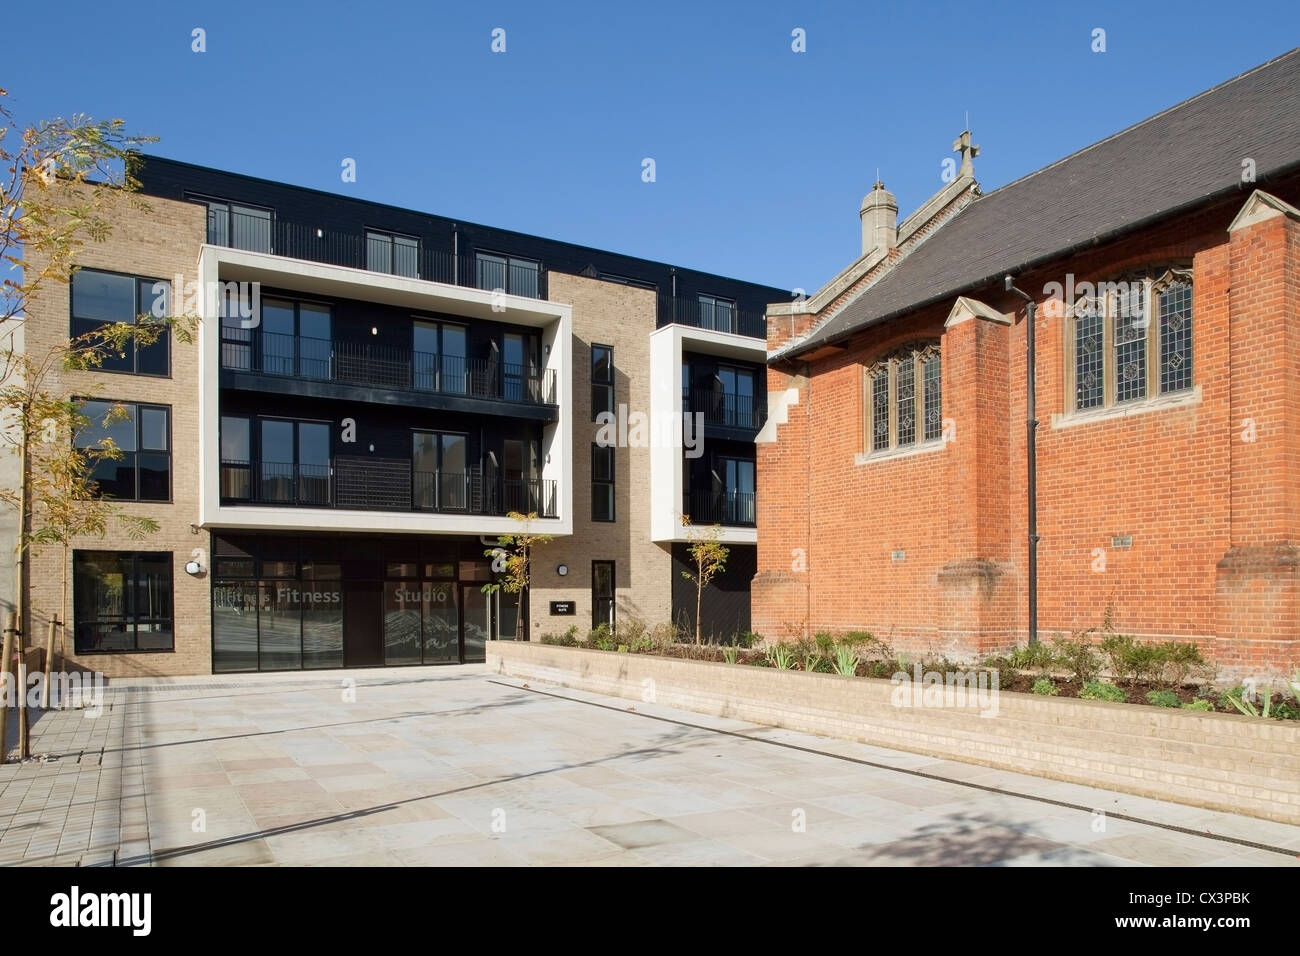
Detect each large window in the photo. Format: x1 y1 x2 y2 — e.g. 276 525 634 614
713 365 758 427
258 419 331 506
698 294 736 333
70 268 170 376
73 551 174 653
591 443 615 522
75 400 170 501
591 344 615 420
413 320 468 393
238 298 331 379
367 230 419 278
863 343 942 454
1068 269 1194 412
201 199 273 253
413 431 469 511
475 252 540 298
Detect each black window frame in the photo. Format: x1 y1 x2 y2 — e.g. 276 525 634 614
591 443 615 522
697 293 737 333
190 194 274 253
366 229 421 278
69 267 172 378
474 250 541 298
591 343 615 421
73 550 175 654
73 398 172 503
592 560 616 632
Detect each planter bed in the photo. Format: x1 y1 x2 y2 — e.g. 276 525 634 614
488 641 1300 826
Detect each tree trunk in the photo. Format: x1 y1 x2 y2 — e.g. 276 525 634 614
695 576 703 646
15 424 29 758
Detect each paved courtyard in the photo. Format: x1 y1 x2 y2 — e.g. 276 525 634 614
1 665 1298 866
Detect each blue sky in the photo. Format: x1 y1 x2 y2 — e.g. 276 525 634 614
7 1 1299 293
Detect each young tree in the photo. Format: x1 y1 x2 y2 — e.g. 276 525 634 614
482 511 553 641
679 516 728 645
1 90 188 757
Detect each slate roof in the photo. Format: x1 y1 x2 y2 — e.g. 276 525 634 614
784 47 1300 357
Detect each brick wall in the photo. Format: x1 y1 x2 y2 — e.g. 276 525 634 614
22 185 208 677
755 187 1300 679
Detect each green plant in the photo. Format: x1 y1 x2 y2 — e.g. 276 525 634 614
981 655 1017 687
832 644 859 677
1008 642 1056 675
1051 633 1102 683
679 517 729 645
1182 699 1213 712
1156 641 1205 688
722 646 739 665
1127 642 1165 686
587 623 616 651
616 645 629 654
801 652 822 673
865 660 894 678
1080 680 1126 702
1146 689 1180 708
1100 634 1137 683
765 642 795 670
1272 700 1300 721
1224 686 1271 719
728 630 762 649
628 636 655 654
1031 677 1057 696
814 632 836 657
482 512 553 640
617 619 647 646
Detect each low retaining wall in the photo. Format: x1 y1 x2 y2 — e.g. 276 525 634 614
488 642 1300 826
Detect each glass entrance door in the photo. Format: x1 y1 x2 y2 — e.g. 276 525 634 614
462 585 489 663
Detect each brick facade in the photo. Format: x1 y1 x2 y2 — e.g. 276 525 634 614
754 181 1300 679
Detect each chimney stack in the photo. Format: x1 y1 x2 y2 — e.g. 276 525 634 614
860 180 898 258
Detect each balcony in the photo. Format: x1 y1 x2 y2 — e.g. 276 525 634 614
221 457 559 518
683 488 756 527
222 332 557 407
657 295 766 339
215 212 547 298
682 388 767 431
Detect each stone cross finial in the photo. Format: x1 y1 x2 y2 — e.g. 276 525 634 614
952 130 979 178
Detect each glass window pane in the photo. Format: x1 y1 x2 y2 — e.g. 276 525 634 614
441 325 467 394
1114 284 1147 403
74 551 130 652
206 201 230 246
258 580 301 670
384 580 423 665
1159 280 1193 394
394 236 419 278
74 401 113 448
1074 311 1104 410
923 355 942 441
476 253 507 291
895 357 916 446
90 453 136 500
213 580 258 672
422 581 458 662
140 407 168 451
72 270 135 322
871 371 889 451
231 204 272 253
366 232 393 273
302 581 343 669
138 452 170 501
440 435 467 510
592 345 612 383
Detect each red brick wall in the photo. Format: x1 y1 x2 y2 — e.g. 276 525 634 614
754 185 1300 678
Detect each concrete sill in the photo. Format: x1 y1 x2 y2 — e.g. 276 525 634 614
1051 385 1202 430
854 439 948 467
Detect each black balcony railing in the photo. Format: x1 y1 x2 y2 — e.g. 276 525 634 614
222 331 557 405
216 217 547 298
657 294 766 339
684 488 756 527
221 457 559 518
682 387 767 429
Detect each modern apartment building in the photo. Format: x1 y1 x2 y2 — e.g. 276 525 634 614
22 157 783 676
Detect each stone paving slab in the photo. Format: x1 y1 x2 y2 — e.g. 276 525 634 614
1 665 1298 866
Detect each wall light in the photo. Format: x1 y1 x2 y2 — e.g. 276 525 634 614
371 326 378 335
556 564 568 576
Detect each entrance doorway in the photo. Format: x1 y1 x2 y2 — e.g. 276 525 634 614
344 582 383 667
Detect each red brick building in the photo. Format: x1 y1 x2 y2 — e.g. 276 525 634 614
754 50 1300 678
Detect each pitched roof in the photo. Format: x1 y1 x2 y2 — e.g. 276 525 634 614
784 47 1300 357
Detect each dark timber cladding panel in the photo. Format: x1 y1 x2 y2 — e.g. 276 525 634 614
671 543 755 641
134 156 787 309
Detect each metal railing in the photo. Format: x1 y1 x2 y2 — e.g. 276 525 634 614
657 294 766 339
220 458 559 518
214 216 545 298
683 488 756 527
682 387 767 429
221 331 557 405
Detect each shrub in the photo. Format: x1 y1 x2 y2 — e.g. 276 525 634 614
1100 634 1137 683
981 655 1018 688
722 646 739 665
765 642 795 670
1080 680 1126 702
1182 699 1213 712
649 622 681 648
628 636 656 654
587 623 616 651
1224 687 1270 719
1008 642 1056 675
540 627 578 647
1127 642 1164 685
1031 677 1057 696
1146 689 1180 708
1157 641 1204 688
814 632 836 656
801 652 823 673
1051 633 1102 683
617 619 647 646
729 630 762 649
616 645 629 654
832 644 859 677
845 631 890 659
1272 700 1300 721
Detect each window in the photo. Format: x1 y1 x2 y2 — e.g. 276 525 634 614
230 298 331 379
412 320 468 393
591 443 615 521
75 400 170 501
715 457 756 525
73 551 174 653
713 365 758 427
366 230 419 278
1068 269 1194 412
591 344 615 420
599 273 657 291
592 561 615 631
200 199 273 253
413 431 469 511
863 343 941 454
475 252 541 298
698 294 736 333
70 268 170 376
255 419 331 506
